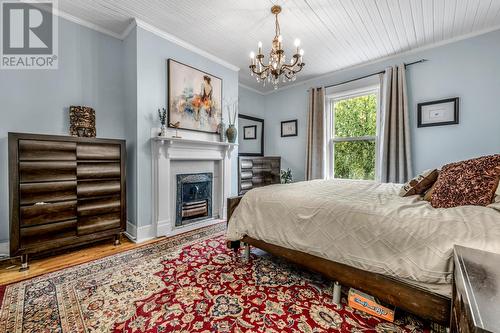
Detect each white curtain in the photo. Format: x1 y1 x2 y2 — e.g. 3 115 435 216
378 65 413 183
305 87 326 180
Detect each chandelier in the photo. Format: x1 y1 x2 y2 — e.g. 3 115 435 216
249 5 305 89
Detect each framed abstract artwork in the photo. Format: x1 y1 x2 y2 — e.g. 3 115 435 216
281 119 298 137
417 97 459 128
167 59 223 133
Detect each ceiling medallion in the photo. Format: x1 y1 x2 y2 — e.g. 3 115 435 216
249 5 305 89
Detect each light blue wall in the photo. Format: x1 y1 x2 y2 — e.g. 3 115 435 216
0 18 126 243
261 29 500 182
135 27 239 227
239 86 265 118
123 27 138 228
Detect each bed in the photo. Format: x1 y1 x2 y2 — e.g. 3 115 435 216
225 179 500 325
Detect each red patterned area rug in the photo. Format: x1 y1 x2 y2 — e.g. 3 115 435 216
0 223 435 332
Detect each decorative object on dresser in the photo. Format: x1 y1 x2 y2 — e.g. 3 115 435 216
69 106 96 137
281 119 298 137
451 245 500 332
417 97 459 127
238 114 264 156
8 133 126 271
238 156 280 195
167 59 222 134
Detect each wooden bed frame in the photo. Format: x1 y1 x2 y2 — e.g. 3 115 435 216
227 195 451 326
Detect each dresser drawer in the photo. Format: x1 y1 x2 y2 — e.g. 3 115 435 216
240 171 253 179
77 162 121 179
77 143 120 160
77 213 121 235
19 140 76 161
19 161 77 183
77 180 121 198
20 181 77 205
240 181 253 190
21 219 77 241
20 201 77 227
78 196 121 217
240 160 253 169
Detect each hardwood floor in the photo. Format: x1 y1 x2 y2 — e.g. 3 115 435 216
0 235 165 285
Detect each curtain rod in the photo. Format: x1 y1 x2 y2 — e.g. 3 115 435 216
322 59 428 90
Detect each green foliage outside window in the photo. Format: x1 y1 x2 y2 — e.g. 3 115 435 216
333 94 377 180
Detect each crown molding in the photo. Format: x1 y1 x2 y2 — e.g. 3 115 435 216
134 19 240 72
53 8 123 40
50 10 239 73
120 19 137 40
258 24 500 96
238 83 266 95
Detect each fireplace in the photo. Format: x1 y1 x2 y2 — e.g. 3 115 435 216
176 173 213 226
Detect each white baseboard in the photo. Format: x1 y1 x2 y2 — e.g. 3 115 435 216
135 224 156 243
0 241 9 257
157 219 171 236
123 221 156 244
126 220 137 237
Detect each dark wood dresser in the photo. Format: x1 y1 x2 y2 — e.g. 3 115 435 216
8 133 126 270
238 156 281 195
451 245 500 332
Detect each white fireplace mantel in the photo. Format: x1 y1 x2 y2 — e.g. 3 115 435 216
151 136 237 238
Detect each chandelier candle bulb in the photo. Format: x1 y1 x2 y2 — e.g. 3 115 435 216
294 38 301 53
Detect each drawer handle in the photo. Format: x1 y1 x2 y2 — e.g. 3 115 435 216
34 202 48 206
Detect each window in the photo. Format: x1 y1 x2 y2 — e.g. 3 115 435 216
327 85 379 180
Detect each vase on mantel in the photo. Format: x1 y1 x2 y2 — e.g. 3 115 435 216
226 124 237 143
218 122 226 142
160 124 168 137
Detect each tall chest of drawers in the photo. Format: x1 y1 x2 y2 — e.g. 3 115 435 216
8 133 126 270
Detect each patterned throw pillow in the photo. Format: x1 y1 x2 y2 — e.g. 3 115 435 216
423 182 437 202
399 169 439 197
431 154 500 208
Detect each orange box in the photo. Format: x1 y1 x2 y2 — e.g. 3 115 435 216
348 288 395 322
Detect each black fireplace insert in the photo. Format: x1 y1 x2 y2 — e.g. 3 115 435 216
176 173 213 226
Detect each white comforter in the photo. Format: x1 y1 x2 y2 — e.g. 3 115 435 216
226 179 500 285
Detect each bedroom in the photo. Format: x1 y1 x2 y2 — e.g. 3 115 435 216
0 1 499 332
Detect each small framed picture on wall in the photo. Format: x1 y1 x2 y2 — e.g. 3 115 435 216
243 125 257 140
417 97 459 127
281 119 298 137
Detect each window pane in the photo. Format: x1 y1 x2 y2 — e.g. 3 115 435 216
334 140 375 180
334 94 377 138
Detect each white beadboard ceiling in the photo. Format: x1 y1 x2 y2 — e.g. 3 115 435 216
57 0 500 93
